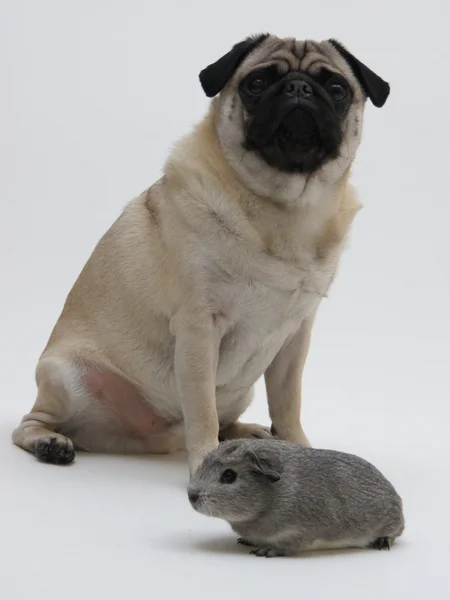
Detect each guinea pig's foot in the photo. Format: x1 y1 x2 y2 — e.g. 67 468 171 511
250 547 284 558
370 536 391 551
237 538 255 547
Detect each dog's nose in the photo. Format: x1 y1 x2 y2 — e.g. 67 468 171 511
188 491 199 504
285 80 313 99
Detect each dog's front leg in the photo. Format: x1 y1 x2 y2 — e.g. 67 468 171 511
173 310 220 476
264 312 317 447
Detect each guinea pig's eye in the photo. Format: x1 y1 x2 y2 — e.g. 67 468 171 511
246 76 268 96
327 82 348 102
219 469 237 484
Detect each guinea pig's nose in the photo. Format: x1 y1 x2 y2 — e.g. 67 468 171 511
188 491 199 504
285 80 313 99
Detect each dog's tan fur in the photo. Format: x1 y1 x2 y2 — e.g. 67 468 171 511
13 37 365 473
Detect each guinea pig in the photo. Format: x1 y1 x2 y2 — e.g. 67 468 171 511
188 438 404 557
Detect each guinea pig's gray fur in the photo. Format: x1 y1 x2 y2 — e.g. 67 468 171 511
188 438 404 557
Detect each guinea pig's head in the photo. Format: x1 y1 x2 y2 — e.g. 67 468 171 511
187 439 282 523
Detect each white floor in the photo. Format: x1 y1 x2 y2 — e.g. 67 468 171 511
2 1 450 599
2 379 450 600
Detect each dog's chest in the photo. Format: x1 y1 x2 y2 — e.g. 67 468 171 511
213 248 336 388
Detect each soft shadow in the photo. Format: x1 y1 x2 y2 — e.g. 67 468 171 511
75 449 190 489
162 533 245 556
170 532 381 560
74 447 187 464
190 535 246 555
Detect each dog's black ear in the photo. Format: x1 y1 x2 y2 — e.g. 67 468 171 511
199 34 269 98
248 449 281 483
329 39 390 108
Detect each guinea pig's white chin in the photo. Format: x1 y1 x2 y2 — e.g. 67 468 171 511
194 499 217 518
199 500 234 521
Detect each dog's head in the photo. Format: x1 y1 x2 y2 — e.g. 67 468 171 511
199 35 389 199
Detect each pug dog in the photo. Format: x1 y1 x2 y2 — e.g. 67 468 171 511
12 35 389 475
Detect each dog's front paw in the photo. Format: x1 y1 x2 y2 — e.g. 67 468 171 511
188 456 205 480
269 424 310 447
219 422 272 442
188 442 219 479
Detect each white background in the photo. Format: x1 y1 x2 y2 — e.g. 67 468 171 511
1 1 449 598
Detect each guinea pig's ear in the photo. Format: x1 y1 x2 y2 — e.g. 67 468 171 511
248 450 281 483
199 34 269 98
328 39 390 107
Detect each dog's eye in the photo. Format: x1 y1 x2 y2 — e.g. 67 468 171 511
247 77 268 95
220 469 237 484
328 82 347 102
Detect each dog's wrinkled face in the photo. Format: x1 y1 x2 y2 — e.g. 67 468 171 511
199 35 389 196
238 61 352 173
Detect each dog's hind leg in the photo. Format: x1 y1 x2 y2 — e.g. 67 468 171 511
12 357 80 465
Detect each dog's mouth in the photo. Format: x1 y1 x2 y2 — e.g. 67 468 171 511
245 103 324 156
244 101 341 173
276 109 321 154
